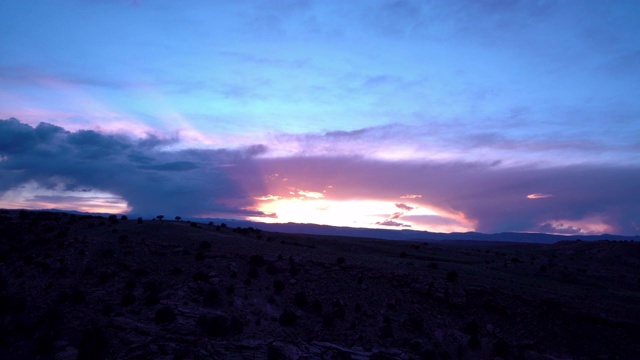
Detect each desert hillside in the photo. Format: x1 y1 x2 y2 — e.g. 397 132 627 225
1 210 639 359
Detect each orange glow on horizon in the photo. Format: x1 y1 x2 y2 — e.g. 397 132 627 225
248 196 476 233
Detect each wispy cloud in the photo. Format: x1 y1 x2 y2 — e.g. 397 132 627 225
527 193 553 199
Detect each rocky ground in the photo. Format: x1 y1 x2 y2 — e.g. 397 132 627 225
1 209 639 359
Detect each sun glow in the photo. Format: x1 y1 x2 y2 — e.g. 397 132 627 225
249 195 475 233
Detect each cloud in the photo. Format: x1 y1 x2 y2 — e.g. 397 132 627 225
376 220 411 228
139 161 199 172
375 203 415 227
400 194 422 199
255 195 282 201
0 118 266 217
267 122 640 166
527 193 553 199
254 156 640 235
395 203 414 211
3 118 639 235
297 190 324 199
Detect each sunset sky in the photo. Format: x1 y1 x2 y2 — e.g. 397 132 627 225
1 0 639 235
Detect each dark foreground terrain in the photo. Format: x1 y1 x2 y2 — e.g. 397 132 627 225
1 210 639 359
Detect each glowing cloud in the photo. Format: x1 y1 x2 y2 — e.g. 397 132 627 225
255 195 282 201
538 216 614 235
297 190 325 199
527 193 553 199
400 194 422 199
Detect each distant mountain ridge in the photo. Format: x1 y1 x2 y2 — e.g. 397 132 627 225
210 220 639 244
8 208 639 244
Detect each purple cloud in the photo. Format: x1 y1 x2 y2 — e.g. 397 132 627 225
253 156 640 235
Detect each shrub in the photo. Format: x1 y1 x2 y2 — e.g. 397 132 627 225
143 291 161 307
463 319 480 336
492 339 510 357
123 278 138 290
198 315 229 337
331 299 346 319
279 310 297 326
203 288 223 308
249 255 266 267
70 288 86 305
155 306 176 324
226 284 235 295
378 323 394 339
120 215 128 221
293 291 308 308
322 313 335 328
446 270 459 282
289 264 299 276
312 299 323 315
402 314 424 332
77 327 109 360
121 292 136 307
118 234 129 244
137 217 143 224
230 316 244 334
266 263 278 275
468 335 481 350
273 279 285 294
192 270 209 282
354 303 362 314
100 303 113 317
267 345 285 360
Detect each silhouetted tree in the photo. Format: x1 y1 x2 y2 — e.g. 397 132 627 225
156 215 164 221
175 216 182 221
120 215 128 221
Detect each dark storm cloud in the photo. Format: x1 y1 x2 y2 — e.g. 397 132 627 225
255 157 640 235
0 118 266 216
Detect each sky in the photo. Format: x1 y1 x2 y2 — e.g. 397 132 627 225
1 0 640 235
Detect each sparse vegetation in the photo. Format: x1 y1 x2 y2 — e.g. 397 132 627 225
279 310 297 326
155 306 176 324
446 270 458 282
1 209 638 359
